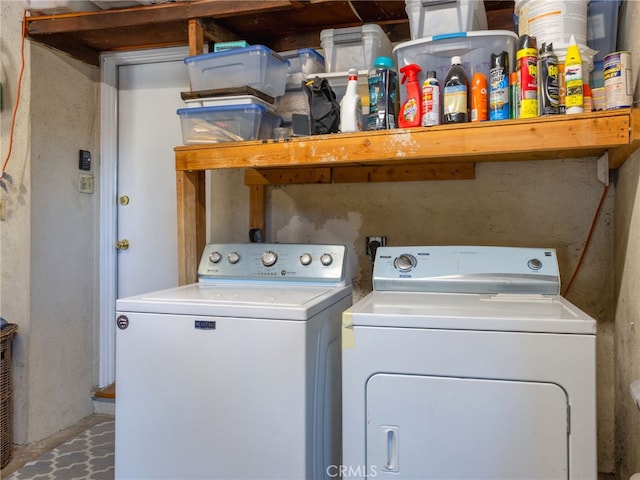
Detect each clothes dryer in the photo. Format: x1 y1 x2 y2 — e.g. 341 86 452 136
341 246 597 480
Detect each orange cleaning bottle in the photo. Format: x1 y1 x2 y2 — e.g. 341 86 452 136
399 63 422 128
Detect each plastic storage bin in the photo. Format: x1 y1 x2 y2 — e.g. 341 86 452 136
91 0 155 8
22 0 99 14
320 24 393 72
184 45 290 98
405 0 488 40
393 30 518 105
587 0 621 87
279 48 325 91
306 70 370 127
308 70 370 111
275 89 310 124
177 104 281 144
183 95 275 110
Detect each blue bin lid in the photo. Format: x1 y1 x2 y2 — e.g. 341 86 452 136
184 44 289 66
282 48 325 63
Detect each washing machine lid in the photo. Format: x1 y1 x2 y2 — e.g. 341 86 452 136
117 282 352 320
346 290 596 334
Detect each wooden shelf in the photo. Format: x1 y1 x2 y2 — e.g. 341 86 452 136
175 108 640 171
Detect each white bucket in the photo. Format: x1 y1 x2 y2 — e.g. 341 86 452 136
515 0 588 47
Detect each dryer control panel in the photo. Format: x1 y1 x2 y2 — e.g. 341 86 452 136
373 246 560 294
197 243 350 285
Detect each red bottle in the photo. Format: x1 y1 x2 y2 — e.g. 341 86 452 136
399 64 422 128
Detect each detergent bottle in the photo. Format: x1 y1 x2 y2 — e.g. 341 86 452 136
398 63 422 128
367 56 397 130
339 68 363 132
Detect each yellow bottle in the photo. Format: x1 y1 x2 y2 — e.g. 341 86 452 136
565 35 583 115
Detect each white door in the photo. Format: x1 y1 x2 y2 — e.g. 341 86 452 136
366 374 569 479
116 60 190 298
99 47 193 387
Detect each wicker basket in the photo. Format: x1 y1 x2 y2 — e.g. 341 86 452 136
1 324 18 469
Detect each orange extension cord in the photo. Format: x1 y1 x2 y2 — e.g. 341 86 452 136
563 183 610 296
1 10 27 182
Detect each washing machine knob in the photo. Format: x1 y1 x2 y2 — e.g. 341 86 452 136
208 251 222 264
262 251 278 267
527 258 543 270
320 253 333 266
300 253 312 266
228 252 240 264
394 254 417 271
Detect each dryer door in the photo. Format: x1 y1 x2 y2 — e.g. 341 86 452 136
366 374 568 479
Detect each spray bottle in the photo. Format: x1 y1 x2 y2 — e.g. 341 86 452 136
471 72 488 122
398 64 422 128
565 34 584 114
422 70 440 126
517 34 538 118
538 42 560 115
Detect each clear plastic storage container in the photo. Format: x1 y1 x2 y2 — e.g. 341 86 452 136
22 0 99 14
183 95 275 110
308 70 370 112
184 45 290 98
91 0 155 9
177 104 281 144
320 24 393 73
279 48 325 91
405 0 488 40
393 31 518 105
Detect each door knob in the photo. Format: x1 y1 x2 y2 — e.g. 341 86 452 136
119 195 130 205
116 239 130 250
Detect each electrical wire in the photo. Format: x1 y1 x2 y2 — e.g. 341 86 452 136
563 183 610 296
1 10 27 181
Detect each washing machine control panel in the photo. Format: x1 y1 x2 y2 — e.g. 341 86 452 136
197 243 350 284
374 246 560 295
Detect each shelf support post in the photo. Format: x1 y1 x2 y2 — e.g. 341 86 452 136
597 153 610 186
248 184 267 240
177 170 206 285
188 18 204 56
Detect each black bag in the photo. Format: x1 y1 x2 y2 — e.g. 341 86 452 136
304 76 340 134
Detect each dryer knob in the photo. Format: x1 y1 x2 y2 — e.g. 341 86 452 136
228 252 240 264
394 254 416 272
300 253 312 266
527 258 543 270
209 251 222 264
320 253 333 266
262 251 278 267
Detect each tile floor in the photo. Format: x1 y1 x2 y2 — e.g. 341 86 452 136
1 414 114 479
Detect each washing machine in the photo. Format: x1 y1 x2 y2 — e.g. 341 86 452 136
341 245 597 480
115 243 352 480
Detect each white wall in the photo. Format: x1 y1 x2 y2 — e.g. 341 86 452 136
614 2 640 477
0 2 100 443
209 157 617 472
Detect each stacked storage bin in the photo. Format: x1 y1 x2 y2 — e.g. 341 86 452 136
314 23 395 127
275 48 326 133
394 0 517 121
177 45 288 144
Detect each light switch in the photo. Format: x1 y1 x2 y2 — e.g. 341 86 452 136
79 173 94 194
